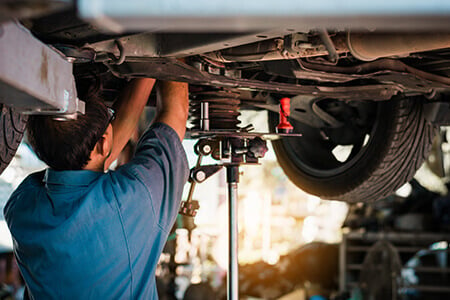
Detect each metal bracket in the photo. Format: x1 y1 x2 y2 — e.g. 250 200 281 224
190 164 223 183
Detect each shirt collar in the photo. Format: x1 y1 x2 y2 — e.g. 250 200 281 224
44 168 103 186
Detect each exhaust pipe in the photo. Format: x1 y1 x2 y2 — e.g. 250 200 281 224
346 32 450 61
204 31 450 63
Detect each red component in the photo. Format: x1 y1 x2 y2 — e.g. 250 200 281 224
276 97 294 134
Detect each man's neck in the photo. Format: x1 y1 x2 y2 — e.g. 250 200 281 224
83 159 105 172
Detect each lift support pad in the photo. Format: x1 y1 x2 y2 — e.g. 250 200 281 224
0 22 83 117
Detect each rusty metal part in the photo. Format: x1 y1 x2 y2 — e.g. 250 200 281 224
89 31 297 59
203 31 450 65
262 57 450 95
190 90 241 130
107 58 402 101
202 33 348 63
347 32 450 61
317 29 338 63
298 58 450 86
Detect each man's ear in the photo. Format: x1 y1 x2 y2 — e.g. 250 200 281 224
102 124 113 157
94 136 106 156
96 128 112 157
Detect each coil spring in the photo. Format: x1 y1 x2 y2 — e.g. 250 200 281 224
189 90 241 130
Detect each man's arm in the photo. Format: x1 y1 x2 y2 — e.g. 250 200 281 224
112 80 190 230
153 81 189 141
105 78 156 168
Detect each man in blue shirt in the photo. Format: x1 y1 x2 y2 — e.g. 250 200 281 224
4 79 189 299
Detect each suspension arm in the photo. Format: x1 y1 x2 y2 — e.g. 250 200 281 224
106 58 402 101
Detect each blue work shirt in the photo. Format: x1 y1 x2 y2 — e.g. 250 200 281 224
4 123 189 299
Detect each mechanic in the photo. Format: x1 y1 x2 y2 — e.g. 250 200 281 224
3 78 189 299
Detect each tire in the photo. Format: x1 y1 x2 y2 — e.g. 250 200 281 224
0 104 28 174
269 96 436 202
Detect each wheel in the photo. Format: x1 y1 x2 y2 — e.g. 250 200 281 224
0 104 28 174
268 96 436 202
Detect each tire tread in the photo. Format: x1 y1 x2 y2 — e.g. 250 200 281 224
270 96 437 202
0 104 28 174
339 97 436 202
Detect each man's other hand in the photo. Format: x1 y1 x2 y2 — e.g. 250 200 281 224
154 81 189 141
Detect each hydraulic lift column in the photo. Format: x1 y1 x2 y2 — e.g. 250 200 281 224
227 165 239 300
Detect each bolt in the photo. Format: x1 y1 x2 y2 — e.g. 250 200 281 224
202 145 212 154
195 171 206 182
192 61 203 71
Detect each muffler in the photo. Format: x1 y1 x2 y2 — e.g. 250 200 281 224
347 32 450 61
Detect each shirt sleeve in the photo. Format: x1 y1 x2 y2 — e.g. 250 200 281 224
112 122 189 231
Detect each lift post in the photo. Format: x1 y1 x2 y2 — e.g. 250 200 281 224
226 165 239 300
180 92 300 299
179 136 269 299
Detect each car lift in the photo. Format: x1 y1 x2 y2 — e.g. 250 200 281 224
179 98 298 299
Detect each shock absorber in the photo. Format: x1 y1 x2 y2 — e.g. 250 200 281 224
189 89 241 131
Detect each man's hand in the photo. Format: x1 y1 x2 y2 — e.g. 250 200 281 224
153 81 189 141
105 78 156 168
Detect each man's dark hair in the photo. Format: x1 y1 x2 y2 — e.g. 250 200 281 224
27 90 110 170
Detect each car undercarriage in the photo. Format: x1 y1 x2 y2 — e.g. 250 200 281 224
1 2 450 202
